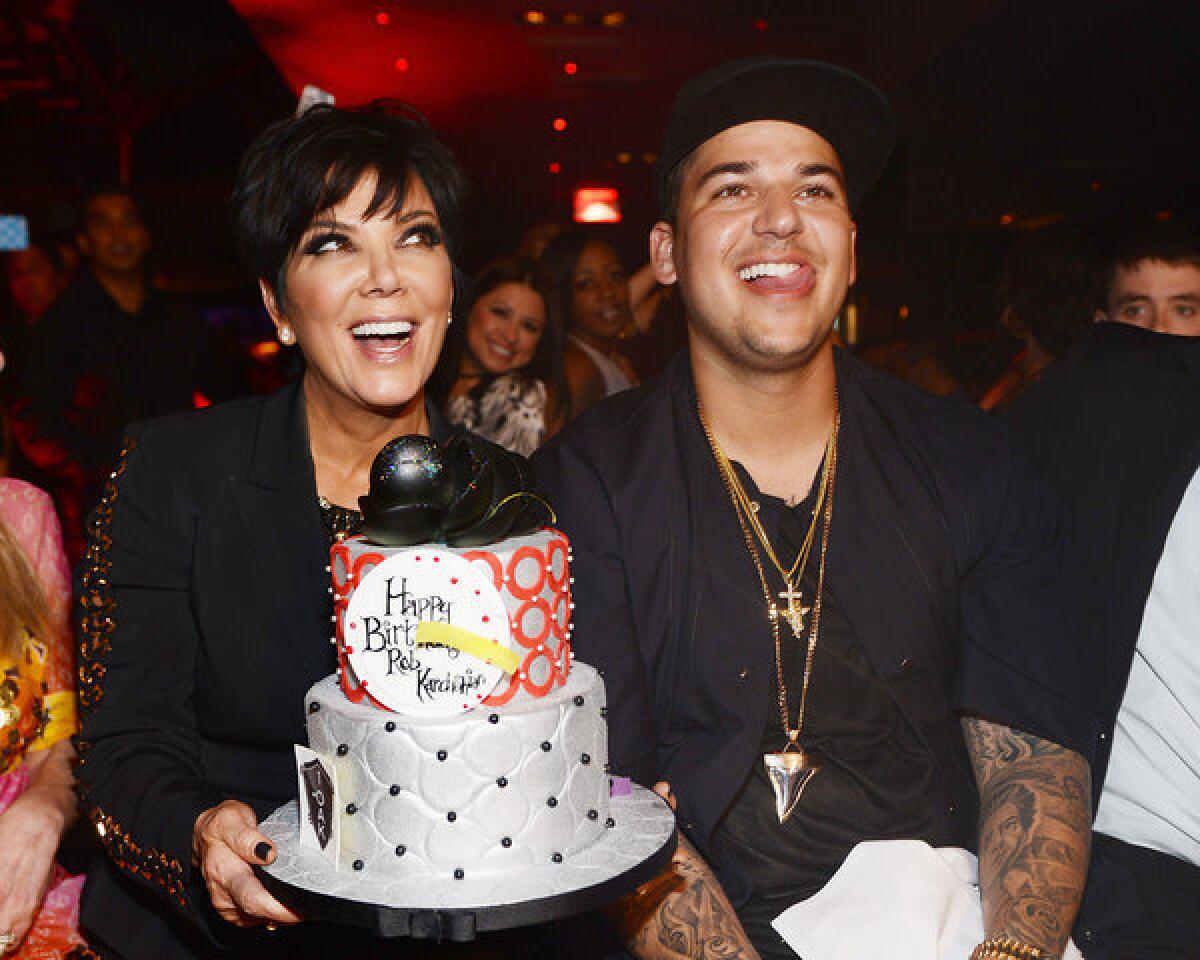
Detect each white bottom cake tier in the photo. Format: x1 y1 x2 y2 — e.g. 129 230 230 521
305 662 610 881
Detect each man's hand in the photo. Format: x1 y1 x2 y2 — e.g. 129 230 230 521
193 800 302 929
962 717 1091 957
607 782 761 959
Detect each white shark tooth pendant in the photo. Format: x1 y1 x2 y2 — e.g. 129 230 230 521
763 746 824 823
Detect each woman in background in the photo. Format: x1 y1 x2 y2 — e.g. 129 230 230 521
433 256 565 455
538 229 638 418
0 477 81 958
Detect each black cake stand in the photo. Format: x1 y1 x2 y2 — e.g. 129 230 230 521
254 784 677 941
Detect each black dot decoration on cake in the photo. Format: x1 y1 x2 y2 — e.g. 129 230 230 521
488 714 499 724
605 817 616 828
587 809 599 820
540 741 552 752
352 859 364 871
501 837 512 848
574 695 585 706
496 776 508 788
437 749 448 761
581 753 591 764
395 845 406 857
552 853 563 864
454 868 465 880
385 721 396 733
600 707 608 718
447 811 457 822
308 702 320 713
389 785 401 796
346 803 357 815
547 797 557 808
336 744 349 756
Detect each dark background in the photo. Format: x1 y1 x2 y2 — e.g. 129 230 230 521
2 0 1197 384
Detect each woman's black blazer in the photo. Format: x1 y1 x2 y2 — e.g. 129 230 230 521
76 380 344 958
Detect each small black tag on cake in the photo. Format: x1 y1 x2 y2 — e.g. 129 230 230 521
295 745 340 862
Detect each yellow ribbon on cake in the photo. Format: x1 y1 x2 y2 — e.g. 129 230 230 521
415 622 521 675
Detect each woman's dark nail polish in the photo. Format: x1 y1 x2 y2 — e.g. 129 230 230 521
255 841 273 861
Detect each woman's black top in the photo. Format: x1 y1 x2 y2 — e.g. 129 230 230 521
75 381 446 959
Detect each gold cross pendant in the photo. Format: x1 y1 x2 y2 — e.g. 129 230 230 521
778 584 810 637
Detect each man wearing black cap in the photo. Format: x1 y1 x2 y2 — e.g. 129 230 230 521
534 58 1093 960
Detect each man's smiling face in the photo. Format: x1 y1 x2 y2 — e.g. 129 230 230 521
651 120 856 373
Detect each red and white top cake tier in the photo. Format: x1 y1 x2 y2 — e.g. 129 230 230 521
332 528 573 712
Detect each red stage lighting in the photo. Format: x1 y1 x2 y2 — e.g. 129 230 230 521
394 57 409 72
574 187 621 223
552 116 568 132
564 61 578 75
549 162 562 174
375 11 390 26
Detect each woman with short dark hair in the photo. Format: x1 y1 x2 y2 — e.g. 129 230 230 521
431 256 566 455
74 102 467 959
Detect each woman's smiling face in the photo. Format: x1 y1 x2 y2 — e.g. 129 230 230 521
264 173 454 415
569 241 632 344
464 281 547 376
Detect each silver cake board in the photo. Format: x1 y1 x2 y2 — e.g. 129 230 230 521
255 784 676 941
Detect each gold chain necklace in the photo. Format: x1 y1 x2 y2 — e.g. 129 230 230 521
712 419 834 637
698 396 839 823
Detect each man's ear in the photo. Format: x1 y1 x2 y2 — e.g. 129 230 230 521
649 221 678 286
76 231 91 259
1093 308 1109 324
848 220 858 287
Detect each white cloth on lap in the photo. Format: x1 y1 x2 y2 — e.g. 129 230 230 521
771 839 1083 960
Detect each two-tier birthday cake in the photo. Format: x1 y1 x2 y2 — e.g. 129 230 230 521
258 433 673 933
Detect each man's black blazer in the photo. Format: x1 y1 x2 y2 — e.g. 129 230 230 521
534 349 1096 904
1007 324 1200 794
76 381 339 959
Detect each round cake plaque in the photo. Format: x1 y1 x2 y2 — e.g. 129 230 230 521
344 550 512 716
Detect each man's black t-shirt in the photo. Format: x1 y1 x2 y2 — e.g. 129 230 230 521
713 466 950 957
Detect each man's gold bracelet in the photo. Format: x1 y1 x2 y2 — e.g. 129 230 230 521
970 937 1053 960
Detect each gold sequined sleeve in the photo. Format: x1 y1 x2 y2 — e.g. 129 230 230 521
76 432 225 923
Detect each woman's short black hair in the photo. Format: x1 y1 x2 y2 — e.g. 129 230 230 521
231 101 468 304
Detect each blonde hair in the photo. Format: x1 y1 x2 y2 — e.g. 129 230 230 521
0 518 49 659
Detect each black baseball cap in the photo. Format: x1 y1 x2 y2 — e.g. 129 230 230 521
656 56 896 215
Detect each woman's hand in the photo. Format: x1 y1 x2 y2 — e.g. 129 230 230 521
193 800 302 929
0 790 65 951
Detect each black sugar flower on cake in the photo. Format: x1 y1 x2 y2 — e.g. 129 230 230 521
359 431 554 547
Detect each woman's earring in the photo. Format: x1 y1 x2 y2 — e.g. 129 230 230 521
278 326 296 345
447 312 453 326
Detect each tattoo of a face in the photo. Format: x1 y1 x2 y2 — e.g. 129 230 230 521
962 717 1091 956
613 835 760 960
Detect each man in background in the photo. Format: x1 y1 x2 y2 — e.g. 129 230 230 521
1096 219 1200 336
1009 322 1200 957
11 185 244 559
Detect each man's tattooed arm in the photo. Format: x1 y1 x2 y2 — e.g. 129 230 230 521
962 716 1091 956
607 833 762 960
